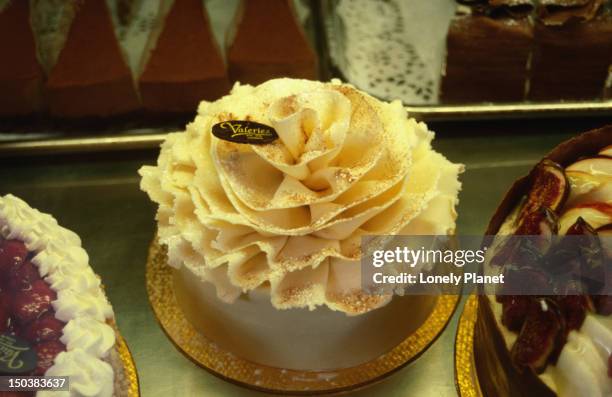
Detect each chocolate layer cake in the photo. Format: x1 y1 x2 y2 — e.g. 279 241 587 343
0 1 44 117
475 126 612 397
139 0 230 113
529 1 612 101
441 3 533 103
227 0 318 85
46 0 139 118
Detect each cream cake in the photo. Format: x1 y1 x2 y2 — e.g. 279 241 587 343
139 78 463 370
477 127 612 397
0 194 128 397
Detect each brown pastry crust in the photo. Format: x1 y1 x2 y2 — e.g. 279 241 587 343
0 1 44 117
441 15 532 103
227 0 318 86
528 12 612 101
477 125 612 396
139 0 230 113
46 0 140 118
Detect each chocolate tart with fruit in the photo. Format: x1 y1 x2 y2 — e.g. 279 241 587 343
475 126 612 397
0 195 137 397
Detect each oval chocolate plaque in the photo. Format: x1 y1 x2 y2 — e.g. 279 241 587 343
212 120 278 144
0 333 37 375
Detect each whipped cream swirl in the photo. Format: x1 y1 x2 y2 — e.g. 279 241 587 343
140 78 463 314
0 194 116 397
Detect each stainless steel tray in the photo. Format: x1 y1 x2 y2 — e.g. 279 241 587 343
1 101 611 157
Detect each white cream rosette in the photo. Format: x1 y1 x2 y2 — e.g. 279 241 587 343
140 78 463 315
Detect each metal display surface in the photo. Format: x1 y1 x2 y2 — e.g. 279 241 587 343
0 125 600 396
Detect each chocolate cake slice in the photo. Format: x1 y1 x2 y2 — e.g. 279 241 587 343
441 2 534 103
139 0 230 114
0 1 44 117
226 0 318 85
529 0 612 101
46 0 140 119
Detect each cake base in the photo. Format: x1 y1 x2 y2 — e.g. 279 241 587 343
174 265 435 370
455 295 483 397
146 238 459 394
111 323 141 397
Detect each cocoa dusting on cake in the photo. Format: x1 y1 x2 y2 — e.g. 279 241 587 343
140 78 462 316
327 291 389 314
278 284 316 306
334 169 357 185
254 141 295 164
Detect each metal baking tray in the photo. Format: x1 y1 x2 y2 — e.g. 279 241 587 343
1 100 611 157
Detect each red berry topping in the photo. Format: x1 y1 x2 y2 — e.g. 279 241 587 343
7 261 41 292
502 296 532 332
593 295 612 315
11 280 56 324
33 340 65 376
22 312 64 343
0 240 28 284
0 303 9 333
511 299 564 373
557 295 590 331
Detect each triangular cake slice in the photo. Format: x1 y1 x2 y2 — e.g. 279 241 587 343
0 1 44 117
226 0 318 85
45 0 140 118
138 0 230 113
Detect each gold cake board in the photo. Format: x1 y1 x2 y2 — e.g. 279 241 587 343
114 325 141 397
454 295 483 397
145 239 460 395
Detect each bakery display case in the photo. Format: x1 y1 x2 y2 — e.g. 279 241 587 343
0 0 319 145
0 1 611 397
321 0 612 119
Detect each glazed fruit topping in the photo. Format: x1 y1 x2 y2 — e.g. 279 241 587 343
0 240 28 283
502 295 532 332
11 280 56 324
495 154 612 375
490 207 558 268
519 160 569 219
0 238 65 377
22 312 64 343
511 298 564 373
33 340 65 376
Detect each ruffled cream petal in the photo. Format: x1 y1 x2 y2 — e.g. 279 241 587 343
139 78 463 315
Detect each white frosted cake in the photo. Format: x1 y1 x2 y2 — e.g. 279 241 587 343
0 194 129 397
139 77 463 369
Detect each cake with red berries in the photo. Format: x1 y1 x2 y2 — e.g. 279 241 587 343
0 194 129 396
475 126 612 396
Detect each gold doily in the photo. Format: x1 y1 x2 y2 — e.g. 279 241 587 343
115 326 140 397
454 295 483 397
